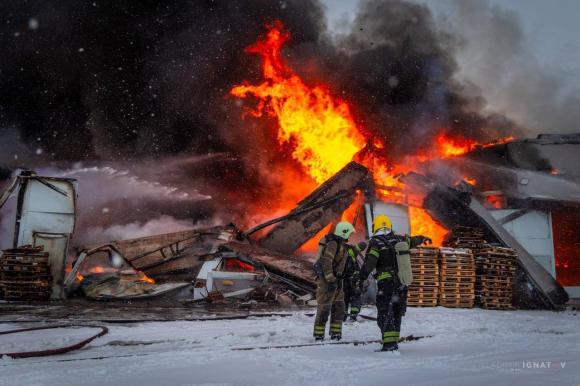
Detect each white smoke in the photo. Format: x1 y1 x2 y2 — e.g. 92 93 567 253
74 215 194 245
0 155 223 249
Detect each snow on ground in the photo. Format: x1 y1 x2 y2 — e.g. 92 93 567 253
0 307 579 386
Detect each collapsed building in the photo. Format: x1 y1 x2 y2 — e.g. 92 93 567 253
0 134 578 309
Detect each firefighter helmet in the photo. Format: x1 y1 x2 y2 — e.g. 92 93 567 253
334 221 355 240
373 214 393 233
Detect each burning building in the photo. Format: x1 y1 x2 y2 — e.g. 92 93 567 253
0 4 578 309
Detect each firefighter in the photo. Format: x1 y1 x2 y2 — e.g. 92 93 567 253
313 221 355 341
343 241 366 321
359 215 431 352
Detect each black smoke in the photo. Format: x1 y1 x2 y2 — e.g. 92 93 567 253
0 0 324 162
0 0 525 243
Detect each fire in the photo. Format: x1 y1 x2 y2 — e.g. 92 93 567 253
463 176 477 186
231 21 366 183
136 271 155 284
409 207 447 246
436 134 477 158
88 266 105 274
483 136 515 147
231 22 511 248
436 134 515 158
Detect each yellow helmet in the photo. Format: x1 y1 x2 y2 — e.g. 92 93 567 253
373 214 392 233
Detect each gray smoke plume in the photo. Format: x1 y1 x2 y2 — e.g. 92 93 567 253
447 0 580 134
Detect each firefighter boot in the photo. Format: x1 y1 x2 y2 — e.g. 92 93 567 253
381 331 400 351
381 342 399 352
349 306 360 321
330 322 342 341
313 324 325 341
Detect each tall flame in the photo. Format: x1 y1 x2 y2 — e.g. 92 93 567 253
231 21 366 183
231 22 513 247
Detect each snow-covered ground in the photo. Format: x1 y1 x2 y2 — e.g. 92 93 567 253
0 307 579 386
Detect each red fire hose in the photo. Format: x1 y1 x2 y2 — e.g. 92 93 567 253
0 325 109 359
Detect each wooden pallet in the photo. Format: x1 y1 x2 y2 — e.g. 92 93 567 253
1 264 49 273
408 295 439 301
0 246 53 301
480 277 514 285
412 270 439 276
411 280 440 287
3 291 51 300
480 257 517 264
408 301 439 307
411 263 439 270
439 247 476 308
440 282 475 290
476 246 517 310
1 271 52 279
1 279 51 286
409 247 442 307
409 286 439 293
439 301 475 308
441 277 476 284
440 269 476 276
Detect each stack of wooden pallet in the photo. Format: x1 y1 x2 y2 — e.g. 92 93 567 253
477 246 517 310
0 246 52 300
408 247 440 307
443 226 486 253
439 247 476 308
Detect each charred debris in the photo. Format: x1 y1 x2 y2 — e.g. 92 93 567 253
1 134 579 309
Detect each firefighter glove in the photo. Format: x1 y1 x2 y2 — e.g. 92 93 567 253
327 281 337 292
357 241 367 252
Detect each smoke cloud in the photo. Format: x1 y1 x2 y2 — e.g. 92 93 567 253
446 0 580 135
0 0 568 246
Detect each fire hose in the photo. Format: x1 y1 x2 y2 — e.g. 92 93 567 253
0 325 109 359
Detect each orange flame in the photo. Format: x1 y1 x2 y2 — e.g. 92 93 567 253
231 21 366 183
136 271 155 284
409 207 447 246
436 134 477 158
463 176 477 186
483 136 515 147
88 266 105 274
231 22 513 248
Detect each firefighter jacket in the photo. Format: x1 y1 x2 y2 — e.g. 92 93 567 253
360 234 425 283
315 234 348 283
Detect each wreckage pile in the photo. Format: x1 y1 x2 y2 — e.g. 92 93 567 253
438 248 476 308
0 246 52 300
476 246 518 310
408 247 440 307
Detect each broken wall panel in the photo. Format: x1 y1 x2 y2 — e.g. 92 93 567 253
79 226 238 280
222 242 316 291
258 162 374 255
